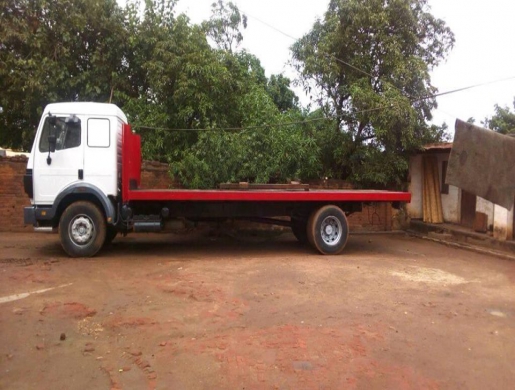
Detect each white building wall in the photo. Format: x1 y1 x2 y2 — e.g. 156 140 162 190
493 204 514 240
476 197 495 229
442 185 460 223
407 155 423 219
435 153 460 224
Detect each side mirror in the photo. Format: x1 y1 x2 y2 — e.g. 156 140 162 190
48 134 56 153
46 113 57 165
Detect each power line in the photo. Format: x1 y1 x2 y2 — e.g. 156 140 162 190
242 11 298 41
420 76 515 100
242 10 407 96
248 11 446 102
132 5 515 133
132 75 515 133
242 9 515 104
132 106 388 132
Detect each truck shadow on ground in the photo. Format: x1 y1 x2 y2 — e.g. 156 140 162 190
104 232 316 258
33 231 372 260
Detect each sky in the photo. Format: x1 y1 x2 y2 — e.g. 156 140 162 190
157 0 515 129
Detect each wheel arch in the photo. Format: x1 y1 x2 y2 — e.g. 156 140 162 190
51 184 116 227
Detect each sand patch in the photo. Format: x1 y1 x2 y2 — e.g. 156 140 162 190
390 267 468 285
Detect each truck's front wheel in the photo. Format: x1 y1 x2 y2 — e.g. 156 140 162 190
59 201 106 257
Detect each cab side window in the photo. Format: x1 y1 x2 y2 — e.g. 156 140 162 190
39 116 82 152
88 118 110 148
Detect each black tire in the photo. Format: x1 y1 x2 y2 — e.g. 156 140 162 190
59 201 106 257
104 226 118 246
291 218 308 244
307 205 349 255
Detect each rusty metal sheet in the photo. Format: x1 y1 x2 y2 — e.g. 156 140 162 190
446 119 515 209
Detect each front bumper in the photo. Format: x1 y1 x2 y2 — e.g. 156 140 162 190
24 206 36 225
24 206 54 226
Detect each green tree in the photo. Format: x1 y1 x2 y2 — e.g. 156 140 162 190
0 0 127 150
291 0 454 187
483 99 515 134
174 85 320 188
266 75 299 113
204 0 247 52
125 0 307 184
120 0 245 161
0 0 320 189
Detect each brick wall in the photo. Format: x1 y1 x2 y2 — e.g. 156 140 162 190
0 158 183 232
309 179 393 231
0 156 31 232
347 202 392 232
0 157 399 232
140 161 182 189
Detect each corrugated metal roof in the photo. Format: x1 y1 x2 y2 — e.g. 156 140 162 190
422 142 453 151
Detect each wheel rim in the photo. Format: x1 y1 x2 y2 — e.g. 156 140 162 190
320 216 342 246
69 215 95 246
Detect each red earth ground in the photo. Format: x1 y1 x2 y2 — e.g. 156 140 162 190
0 231 514 389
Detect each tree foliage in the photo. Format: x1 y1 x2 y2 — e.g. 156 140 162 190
266 75 299 112
0 0 127 149
204 0 247 52
483 99 515 135
1 0 454 190
291 0 454 187
174 86 319 188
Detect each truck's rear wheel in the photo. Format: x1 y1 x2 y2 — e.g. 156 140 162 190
307 205 349 255
59 201 106 257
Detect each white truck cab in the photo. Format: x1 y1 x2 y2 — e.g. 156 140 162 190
26 102 127 205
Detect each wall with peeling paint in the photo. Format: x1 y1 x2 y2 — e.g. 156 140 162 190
408 148 515 241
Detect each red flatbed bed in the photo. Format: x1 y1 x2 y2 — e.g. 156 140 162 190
116 124 412 255
127 189 411 202
122 125 411 203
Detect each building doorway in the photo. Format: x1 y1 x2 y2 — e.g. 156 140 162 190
461 190 476 228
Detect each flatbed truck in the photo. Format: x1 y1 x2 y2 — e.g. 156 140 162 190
23 102 411 257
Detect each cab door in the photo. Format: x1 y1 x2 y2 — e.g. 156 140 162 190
33 115 84 204
83 117 117 197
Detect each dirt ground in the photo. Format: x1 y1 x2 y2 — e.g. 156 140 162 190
1 230 514 390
